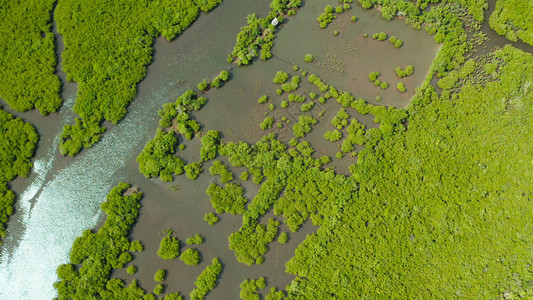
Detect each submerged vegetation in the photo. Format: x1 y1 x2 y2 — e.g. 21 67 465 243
0 109 39 244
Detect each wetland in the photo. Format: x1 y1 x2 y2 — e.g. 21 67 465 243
0 0 532 299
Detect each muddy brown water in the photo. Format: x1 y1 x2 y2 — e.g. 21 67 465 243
1 0 526 299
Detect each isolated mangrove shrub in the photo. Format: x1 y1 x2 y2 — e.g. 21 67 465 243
126 265 137 275
317 6 336 28
197 79 208 91
157 234 180 260
281 100 289 108
154 269 167 282
300 102 315 112
185 162 203 180
258 95 269 104
308 74 329 92
389 36 404 48
397 82 407 93
189 257 223 300
324 130 343 142
273 71 290 84
368 71 380 82
240 277 266 300
204 212 219 225
186 234 204 245
380 82 389 90
180 248 202 266
278 232 288 244
260 117 275 130
304 54 315 63
396 65 414 78
373 32 387 40
164 292 184 300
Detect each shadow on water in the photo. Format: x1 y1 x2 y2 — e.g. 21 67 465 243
0 0 270 298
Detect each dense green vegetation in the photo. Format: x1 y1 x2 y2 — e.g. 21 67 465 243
0 108 39 244
0 0 62 114
54 183 147 298
157 232 181 260
186 234 204 245
206 183 248 215
189 257 223 300
180 248 202 266
229 218 279 265
395 65 414 78
154 269 167 282
204 212 219 225
209 160 233 184
239 277 266 300
126 265 137 275
229 0 301 65
56 0 222 156
281 46 533 298
489 0 533 46
184 162 203 180
292 115 317 138
137 89 209 181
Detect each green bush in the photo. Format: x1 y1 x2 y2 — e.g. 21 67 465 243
240 277 266 300
207 183 248 215
186 234 204 245
293 115 317 138
304 54 315 63
154 284 164 295
380 82 389 90
368 71 380 82
126 265 137 275
189 257 223 300
180 248 202 266
317 6 336 28
397 82 407 93
157 234 180 260
200 130 221 162
209 160 233 184
273 71 290 84
204 212 219 225
258 95 269 104
197 79 208 91
300 102 315 112
260 117 275 130
185 162 203 180
324 130 343 142
278 232 288 244
154 269 167 282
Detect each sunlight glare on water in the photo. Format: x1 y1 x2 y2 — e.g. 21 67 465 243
0 85 176 299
